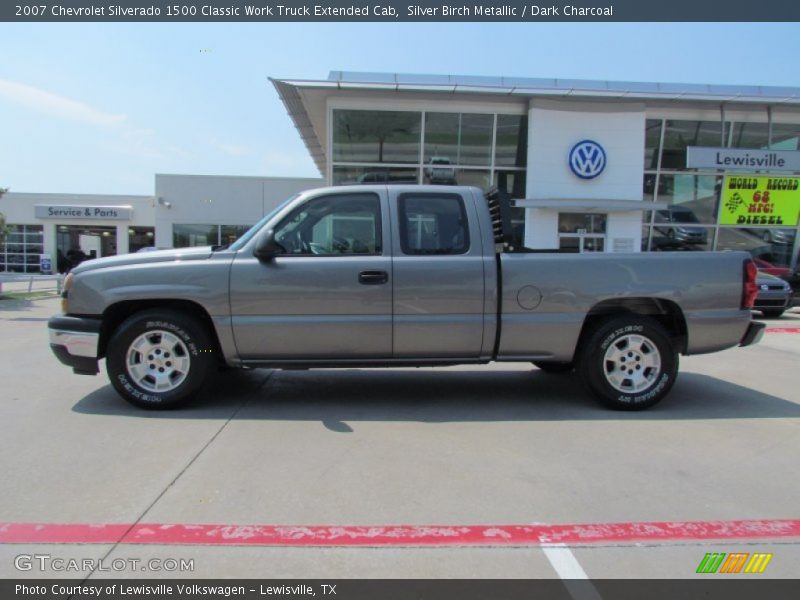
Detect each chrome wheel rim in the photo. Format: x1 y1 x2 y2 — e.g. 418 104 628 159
126 330 191 393
603 334 661 393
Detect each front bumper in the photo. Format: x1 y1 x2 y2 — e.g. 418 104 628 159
48 315 102 375
739 321 766 347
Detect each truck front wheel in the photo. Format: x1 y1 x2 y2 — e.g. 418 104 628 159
106 309 215 409
579 316 678 410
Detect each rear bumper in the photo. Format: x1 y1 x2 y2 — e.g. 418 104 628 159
739 321 766 347
48 315 101 375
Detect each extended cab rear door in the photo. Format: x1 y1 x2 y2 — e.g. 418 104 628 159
229 189 392 360
388 188 487 358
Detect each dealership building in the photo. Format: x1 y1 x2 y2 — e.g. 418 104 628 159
0 175 321 273
272 71 800 265
2 70 800 273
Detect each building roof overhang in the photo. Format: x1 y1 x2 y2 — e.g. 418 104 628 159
514 199 668 212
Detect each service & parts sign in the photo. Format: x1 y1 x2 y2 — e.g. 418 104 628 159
720 175 800 226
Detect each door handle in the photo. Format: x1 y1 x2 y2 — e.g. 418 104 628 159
358 270 389 285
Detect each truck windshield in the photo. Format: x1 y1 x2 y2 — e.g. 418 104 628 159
228 195 299 252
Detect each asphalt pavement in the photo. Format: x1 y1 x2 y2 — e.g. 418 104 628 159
0 295 798 580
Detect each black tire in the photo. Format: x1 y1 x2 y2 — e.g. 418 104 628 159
106 309 215 409
578 315 678 411
761 309 784 319
532 361 574 373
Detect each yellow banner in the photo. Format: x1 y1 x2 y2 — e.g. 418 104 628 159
720 176 800 226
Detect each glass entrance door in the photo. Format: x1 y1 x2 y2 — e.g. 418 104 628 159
559 235 605 253
558 212 607 253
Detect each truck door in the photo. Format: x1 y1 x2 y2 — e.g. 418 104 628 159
229 191 392 360
389 189 486 358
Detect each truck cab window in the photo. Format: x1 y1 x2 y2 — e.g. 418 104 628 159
273 193 382 256
398 194 470 255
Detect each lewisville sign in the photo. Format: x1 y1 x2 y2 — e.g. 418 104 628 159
687 147 800 172
35 205 133 220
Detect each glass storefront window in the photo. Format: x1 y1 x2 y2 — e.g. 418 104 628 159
173 224 218 248
769 123 800 151
332 166 419 186
220 225 250 246
0 224 43 273
644 119 662 170
650 220 714 250
641 226 652 251
333 109 421 164
661 120 730 170
731 123 800 150
423 168 491 190
128 226 155 253
730 122 769 149
716 228 769 257
715 227 796 266
730 122 800 151
655 174 721 223
55 225 115 272
330 109 528 246
495 114 528 168
424 112 493 166
643 174 657 202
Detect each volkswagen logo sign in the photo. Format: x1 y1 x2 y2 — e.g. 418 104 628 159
569 140 607 179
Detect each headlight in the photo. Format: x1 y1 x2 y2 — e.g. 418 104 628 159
61 273 75 313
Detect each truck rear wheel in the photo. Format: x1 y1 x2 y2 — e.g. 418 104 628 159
106 309 214 409
579 315 678 410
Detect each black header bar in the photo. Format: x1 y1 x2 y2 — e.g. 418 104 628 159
4 0 800 22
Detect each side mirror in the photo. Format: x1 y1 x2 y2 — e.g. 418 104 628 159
254 229 282 261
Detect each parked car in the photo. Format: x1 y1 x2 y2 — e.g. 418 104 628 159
424 156 457 185
752 257 792 280
753 272 792 318
652 206 708 247
744 228 795 245
49 185 764 412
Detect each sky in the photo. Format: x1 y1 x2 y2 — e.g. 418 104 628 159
1 22 800 195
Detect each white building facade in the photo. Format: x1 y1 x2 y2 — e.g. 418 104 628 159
0 175 321 273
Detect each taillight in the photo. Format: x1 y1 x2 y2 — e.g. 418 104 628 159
742 259 758 309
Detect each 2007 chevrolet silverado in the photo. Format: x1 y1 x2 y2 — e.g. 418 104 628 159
48 185 765 410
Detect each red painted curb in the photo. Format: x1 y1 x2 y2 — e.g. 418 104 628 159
765 327 800 333
1 519 799 547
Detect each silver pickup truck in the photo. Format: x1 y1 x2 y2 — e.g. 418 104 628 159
49 185 765 411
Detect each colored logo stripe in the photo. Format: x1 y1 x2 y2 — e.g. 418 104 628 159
719 552 749 573
697 552 773 574
697 553 725 573
744 553 773 573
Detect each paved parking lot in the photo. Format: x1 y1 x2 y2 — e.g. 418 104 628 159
1 295 799 580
